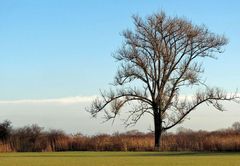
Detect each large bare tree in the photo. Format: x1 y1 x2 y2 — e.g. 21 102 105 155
88 12 238 151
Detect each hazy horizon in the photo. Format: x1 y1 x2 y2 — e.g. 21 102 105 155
0 95 239 135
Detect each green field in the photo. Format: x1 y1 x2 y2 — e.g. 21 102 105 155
0 152 240 166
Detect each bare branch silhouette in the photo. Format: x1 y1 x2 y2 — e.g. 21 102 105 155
88 11 238 151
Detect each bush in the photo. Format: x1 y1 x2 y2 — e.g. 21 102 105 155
1 121 240 152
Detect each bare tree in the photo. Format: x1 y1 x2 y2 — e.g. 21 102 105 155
88 12 238 151
232 122 240 131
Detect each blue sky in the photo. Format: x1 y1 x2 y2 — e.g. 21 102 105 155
0 1 239 133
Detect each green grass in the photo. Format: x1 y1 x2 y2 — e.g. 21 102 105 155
0 152 240 166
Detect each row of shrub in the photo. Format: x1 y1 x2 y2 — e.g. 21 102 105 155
0 120 240 152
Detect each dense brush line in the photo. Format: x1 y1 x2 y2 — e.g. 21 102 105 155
0 120 240 152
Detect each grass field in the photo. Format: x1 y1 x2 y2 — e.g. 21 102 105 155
0 152 240 166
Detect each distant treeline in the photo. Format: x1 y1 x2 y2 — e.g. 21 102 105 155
0 120 240 152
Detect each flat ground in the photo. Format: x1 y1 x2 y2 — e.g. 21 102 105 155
0 152 240 166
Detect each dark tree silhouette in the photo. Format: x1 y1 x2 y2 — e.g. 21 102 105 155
88 12 238 151
0 120 12 143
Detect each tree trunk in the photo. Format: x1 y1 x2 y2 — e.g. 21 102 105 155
154 112 162 151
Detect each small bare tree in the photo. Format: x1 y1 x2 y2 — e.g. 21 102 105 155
232 122 240 131
88 12 238 151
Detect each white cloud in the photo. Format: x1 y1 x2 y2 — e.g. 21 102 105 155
0 92 237 105
0 96 97 105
